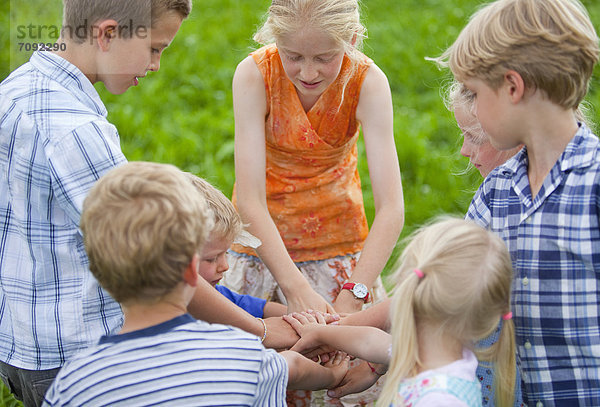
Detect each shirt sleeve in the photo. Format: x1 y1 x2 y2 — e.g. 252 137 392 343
216 285 267 318
252 349 288 406
45 120 127 226
465 181 492 228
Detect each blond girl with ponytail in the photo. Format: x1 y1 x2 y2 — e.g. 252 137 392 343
285 217 516 406
379 217 516 406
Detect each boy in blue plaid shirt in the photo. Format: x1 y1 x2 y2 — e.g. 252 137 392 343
436 0 600 405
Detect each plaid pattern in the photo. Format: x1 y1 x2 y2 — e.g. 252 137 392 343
0 51 126 370
475 326 524 407
467 123 600 406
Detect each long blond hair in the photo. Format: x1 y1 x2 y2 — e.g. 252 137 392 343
253 0 367 100
254 0 366 64
378 217 516 407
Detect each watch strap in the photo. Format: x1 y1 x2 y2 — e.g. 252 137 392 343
342 282 370 303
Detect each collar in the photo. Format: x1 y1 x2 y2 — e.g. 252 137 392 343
29 51 107 117
494 123 598 178
99 314 195 345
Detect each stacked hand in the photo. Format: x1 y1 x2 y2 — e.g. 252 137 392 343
284 311 339 363
286 286 336 314
283 310 386 400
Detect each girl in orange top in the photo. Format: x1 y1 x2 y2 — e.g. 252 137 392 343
226 0 402 316
225 0 403 318
225 2 403 403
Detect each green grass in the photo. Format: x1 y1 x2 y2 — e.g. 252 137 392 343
0 385 19 407
0 0 600 404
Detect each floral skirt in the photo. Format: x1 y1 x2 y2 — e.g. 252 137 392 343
223 250 388 407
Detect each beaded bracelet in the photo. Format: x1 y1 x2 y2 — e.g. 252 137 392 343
256 317 267 343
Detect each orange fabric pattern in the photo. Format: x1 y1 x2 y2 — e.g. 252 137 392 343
232 44 372 262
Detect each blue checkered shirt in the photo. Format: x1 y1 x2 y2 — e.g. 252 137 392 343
467 123 600 406
0 51 126 370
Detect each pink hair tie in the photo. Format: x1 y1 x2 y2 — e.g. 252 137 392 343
413 268 424 279
502 312 513 321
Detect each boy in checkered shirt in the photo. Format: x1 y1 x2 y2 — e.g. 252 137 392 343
435 0 600 405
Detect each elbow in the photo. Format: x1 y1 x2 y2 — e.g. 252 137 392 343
235 195 264 224
392 202 405 232
377 199 405 235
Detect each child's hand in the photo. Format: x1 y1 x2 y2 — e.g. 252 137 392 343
283 311 323 337
286 286 336 315
283 312 336 361
327 360 382 400
323 351 350 389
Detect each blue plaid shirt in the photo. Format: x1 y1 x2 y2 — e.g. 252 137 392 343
0 51 126 370
467 123 600 406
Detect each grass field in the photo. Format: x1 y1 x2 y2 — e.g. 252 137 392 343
1 0 600 405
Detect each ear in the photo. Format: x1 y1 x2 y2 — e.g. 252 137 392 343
95 19 119 51
503 70 525 104
182 253 200 287
351 33 358 47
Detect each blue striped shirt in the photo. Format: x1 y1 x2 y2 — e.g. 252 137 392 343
0 51 126 370
467 123 600 406
42 314 288 406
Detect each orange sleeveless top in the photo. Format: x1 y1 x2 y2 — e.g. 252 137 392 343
232 44 371 262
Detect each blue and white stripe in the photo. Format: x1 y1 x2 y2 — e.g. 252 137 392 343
43 314 288 406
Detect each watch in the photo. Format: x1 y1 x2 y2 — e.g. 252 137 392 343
342 282 370 303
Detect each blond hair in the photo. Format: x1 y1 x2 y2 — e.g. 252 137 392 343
254 0 366 65
62 0 192 44
378 217 516 407
445 81 487 144
436 0 599 109
81 162 211 305
185 173 244 244
445 80 595 142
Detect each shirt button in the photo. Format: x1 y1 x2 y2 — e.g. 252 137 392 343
524 341 532 350
536 402 544 407
522 277 529 286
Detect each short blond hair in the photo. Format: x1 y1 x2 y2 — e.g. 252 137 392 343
379 217 516 407
437 0 599 109
81 162 211 304
445 80 595 137
62 0 192 44
254 0 366 65
185 174 244 244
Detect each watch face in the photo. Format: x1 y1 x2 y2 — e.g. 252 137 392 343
352 283 368 298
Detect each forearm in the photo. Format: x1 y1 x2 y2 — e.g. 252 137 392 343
347 204 404 289
236 199 331 313
237 200 311 296
188 287 299 349
339 299 391 331
263 301 288 318
188 282 263 336
282 351 338 390
313 325 391 364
